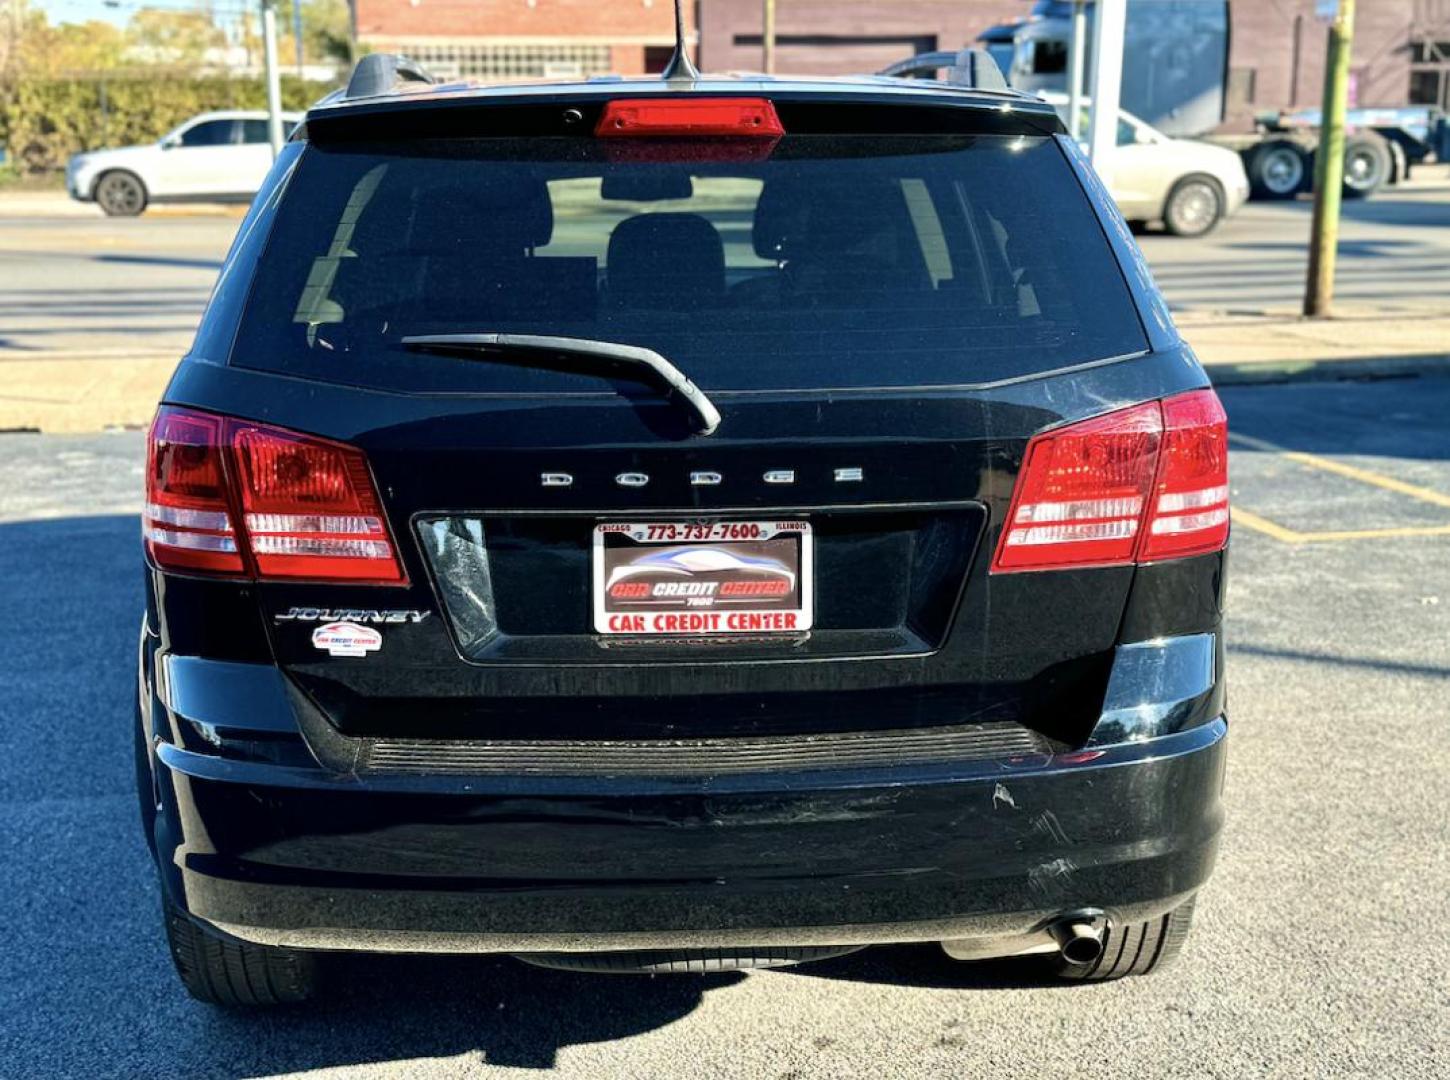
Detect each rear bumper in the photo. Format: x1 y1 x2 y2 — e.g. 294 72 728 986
150 718 1227 954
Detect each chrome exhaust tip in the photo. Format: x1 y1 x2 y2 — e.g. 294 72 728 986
1050 919 1105 966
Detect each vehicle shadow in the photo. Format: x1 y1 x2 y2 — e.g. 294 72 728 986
204 954 742 1073
775 942 1064 991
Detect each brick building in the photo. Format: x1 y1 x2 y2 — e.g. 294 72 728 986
351 0 697 82
698 0 1450 132
698 0 1022 77
352 1 1450 131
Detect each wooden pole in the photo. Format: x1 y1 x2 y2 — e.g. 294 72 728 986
1304 0 1357 318
762 0 776 74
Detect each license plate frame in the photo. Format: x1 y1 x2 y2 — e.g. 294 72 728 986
592 520 814 636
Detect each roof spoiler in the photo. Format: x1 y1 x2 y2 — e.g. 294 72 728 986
344 54 438 100
876 48 1010 92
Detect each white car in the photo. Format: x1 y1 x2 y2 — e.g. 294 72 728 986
66 110 303 217
1040 92 1250 237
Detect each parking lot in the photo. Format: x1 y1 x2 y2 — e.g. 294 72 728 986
3 162 1450 1076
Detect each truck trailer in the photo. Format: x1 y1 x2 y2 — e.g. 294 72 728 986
984 0 1449 199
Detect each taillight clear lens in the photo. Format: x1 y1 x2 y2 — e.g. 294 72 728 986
992 390 1229 574
1140 390 1230 562
143 407 406 585
232 424 404 584
144 408 244 575
992 402 1163 572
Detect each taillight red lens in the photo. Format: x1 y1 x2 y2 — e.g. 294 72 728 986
993 402 1162 572
992 390 1229 573
232 424 404 584
595 97 785 138
143 407 406 585
1139 390 1230 561
144 408 244 575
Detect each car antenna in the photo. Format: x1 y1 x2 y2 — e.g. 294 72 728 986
660 0 700 82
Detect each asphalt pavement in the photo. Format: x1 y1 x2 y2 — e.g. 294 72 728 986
1139 167 1450 315
1 376 1447 1078
0 212 229 360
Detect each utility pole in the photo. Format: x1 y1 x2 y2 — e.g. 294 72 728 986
1086 0 1126 167
291 0 304 75
1066 0 1088 141
1304 0 1356 318
762 0 776 75
260 0 284 158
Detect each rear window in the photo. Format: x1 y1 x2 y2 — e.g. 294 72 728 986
230 132 1148 393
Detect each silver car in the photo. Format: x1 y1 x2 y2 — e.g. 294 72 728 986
1042 92 1250 237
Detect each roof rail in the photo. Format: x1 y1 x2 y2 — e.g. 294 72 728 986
876 48 1010 92
345 53 438 100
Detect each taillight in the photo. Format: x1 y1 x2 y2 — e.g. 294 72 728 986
144 409 244 576
143 407 406 585
595 98 785 138
1139 390 1230 561
991 390 1228 573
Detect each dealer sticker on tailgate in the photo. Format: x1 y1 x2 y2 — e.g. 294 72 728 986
592 521 813 636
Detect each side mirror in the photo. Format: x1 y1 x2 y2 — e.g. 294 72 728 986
160 135 180 150
1135 129 1155 146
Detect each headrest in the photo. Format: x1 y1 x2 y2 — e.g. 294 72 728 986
454 174 553 248
751 178 809 261
606 213 725 306
371 174 554 255
752 177 912 262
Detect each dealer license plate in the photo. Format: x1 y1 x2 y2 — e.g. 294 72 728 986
592 520 813 636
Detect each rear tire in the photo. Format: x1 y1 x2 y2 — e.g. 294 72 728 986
1054 896 1196 982
1247 141 1307 200
1342 135 1392 199
164 900 317 1005
94 170 147 216
1385 138 1407 186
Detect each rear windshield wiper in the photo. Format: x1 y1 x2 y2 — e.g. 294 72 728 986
400 333 722 436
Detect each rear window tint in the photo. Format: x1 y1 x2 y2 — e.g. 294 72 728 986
230 134 1147 392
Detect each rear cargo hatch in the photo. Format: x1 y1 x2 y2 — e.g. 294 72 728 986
217 92 1155 746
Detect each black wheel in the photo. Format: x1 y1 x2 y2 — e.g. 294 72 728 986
1247 141 1307 200
1163 175 1225 237
94 170 147 216
1054 896 1196 982
164 900 317 1005
1342 135 1392 199
1386 139 1408 186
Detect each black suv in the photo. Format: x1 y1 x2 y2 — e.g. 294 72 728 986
137 59 1229 1005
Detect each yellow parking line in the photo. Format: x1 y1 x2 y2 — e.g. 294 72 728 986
1229 432 1450 509
1294 524 1450 542
1231 507 1305 543
1231 506 1450 544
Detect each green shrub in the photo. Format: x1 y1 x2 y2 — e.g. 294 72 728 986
0 74 337 173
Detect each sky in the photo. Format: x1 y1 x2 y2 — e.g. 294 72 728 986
34 0 258 30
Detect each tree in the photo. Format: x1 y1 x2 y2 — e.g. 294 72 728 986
12 10 126 77
126 8 225 69
287 0 355 65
